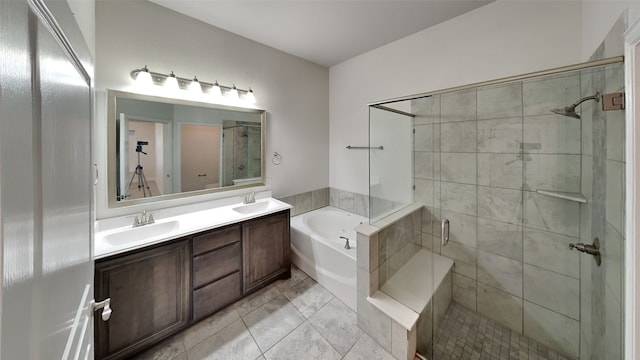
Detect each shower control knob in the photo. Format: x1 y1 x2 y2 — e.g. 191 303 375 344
569 238 601 266
569 242 598 255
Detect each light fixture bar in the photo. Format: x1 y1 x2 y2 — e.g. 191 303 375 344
130 66 254 96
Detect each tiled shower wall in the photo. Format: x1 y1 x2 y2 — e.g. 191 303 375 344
579 61 625 360
411 61 624 358
579 17 627 359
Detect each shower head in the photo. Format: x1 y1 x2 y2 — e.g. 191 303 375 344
551 106 581 119
550 92 600 119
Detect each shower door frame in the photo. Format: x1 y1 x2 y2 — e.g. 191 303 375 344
624 17 640 360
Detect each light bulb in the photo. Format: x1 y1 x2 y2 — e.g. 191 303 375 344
210 81 222 98
228 85 239 100
164 71 179 91
135 66 152 87
189 76 202 95
245 88 256 104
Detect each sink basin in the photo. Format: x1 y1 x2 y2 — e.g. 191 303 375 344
232 201 271 214
103 220 180 246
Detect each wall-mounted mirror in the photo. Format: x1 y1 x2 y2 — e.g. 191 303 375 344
107 90 265 208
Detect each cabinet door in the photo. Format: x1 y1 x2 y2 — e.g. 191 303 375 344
242 211 290 294
94 240 190 360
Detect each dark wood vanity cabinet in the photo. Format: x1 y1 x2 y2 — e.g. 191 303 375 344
94 239 190 360
94 210 290 360
242 211 291 294
191 225 242 321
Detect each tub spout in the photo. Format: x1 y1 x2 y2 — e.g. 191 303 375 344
340 236 351 249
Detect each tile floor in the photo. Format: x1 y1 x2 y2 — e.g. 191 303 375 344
133 265 573 360
431 302 573 360
133 265 397 360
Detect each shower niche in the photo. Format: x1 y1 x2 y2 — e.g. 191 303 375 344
367 58 625 360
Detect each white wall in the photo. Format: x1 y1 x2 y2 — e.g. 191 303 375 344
66 0 95 59
329 1 583 195
581 0 640 61
128 121 158 178
95 0 329 218
154 122 165 193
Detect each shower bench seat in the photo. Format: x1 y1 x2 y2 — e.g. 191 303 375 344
367 249 454 360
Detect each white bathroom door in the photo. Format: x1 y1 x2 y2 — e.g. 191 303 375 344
0 0 96 358
180 124 220 191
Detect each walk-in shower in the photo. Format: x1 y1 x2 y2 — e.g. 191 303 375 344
367 57 625 360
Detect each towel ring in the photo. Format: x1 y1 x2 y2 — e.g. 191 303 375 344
272 152 282 165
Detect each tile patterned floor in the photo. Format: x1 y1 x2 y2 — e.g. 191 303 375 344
132 265 395 360
431 302 574 360
133 266 573 360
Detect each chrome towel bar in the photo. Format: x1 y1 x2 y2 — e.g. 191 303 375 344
346 145 384 150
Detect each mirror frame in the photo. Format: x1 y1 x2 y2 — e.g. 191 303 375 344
107 89 266 209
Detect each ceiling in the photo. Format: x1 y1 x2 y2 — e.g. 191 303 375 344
149 0 493 67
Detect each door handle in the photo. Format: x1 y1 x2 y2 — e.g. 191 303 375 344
441 219 449 246
93 163 98 185
92 298 112 321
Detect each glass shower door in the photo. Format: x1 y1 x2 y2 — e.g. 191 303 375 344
368 59 624 360
416 61 626 360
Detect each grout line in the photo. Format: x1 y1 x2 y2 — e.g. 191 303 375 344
306 299 352 358
340 332 365 359
238 315 264 358
520 80 526 336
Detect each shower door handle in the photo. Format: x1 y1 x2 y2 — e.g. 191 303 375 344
441 219 449 247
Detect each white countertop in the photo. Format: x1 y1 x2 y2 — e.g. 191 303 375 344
94 197 291 260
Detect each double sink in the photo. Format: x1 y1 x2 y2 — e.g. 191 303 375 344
96 198 289 259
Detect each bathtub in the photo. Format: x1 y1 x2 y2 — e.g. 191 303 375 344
290 206 367 310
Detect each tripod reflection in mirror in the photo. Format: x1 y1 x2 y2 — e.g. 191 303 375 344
127 141 152 198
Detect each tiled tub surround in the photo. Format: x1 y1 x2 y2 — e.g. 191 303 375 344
355 204 454 360
278 187 369 218
278 187 330 217
411 61 624 359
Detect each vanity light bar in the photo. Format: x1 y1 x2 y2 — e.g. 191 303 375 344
130 66 255 101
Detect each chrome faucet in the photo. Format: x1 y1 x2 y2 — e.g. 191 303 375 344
244 191 256 204
133 210 155 227
340 236 351 249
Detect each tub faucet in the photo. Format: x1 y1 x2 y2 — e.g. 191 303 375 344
244 191 256 204
133 210 154 227
340 236 351 249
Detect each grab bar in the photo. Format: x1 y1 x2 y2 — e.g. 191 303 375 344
441 219 449 247
346 145 384 150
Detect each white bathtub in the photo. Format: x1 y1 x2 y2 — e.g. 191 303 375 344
290 206 367 310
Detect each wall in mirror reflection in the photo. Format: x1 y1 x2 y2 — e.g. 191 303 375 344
115 97 262 201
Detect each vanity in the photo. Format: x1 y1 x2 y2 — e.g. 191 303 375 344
94 198 291 360
94 90 289 359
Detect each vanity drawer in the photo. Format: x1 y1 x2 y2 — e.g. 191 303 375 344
192 225 241 256
193 271 241 321
193 242 241 288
